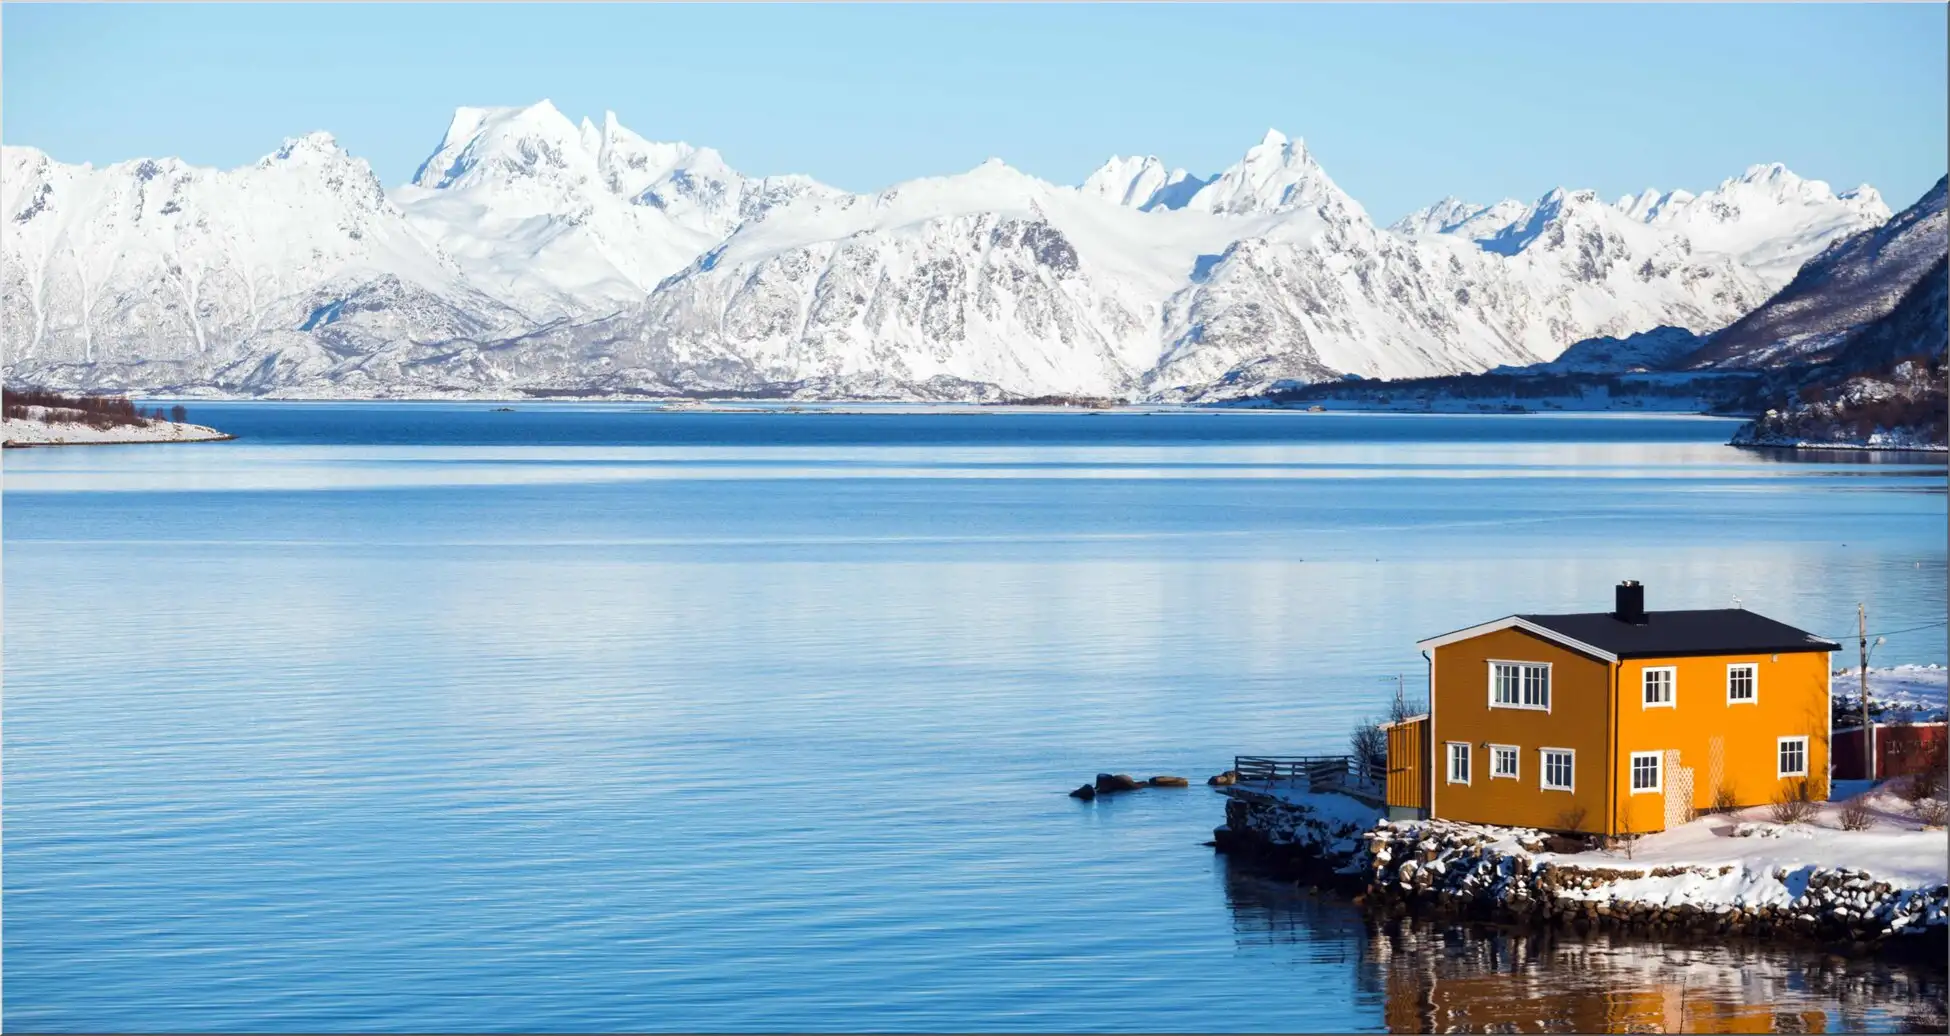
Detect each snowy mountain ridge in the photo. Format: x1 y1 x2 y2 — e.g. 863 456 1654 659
0 104 1899 400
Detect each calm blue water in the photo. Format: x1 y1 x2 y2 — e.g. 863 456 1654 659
6 404 1946 1032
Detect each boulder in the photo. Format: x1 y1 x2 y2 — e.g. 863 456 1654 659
1069 784 1097 800
1147 775 1190 787
1095 773 1142 793
1207 770 1239 786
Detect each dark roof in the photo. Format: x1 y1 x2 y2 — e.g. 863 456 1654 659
1516 609 1839 660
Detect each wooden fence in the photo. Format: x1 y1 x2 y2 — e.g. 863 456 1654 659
1234 754 1384 797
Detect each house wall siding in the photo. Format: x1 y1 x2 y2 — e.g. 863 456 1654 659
1430 628 1612 834
1614 650 1832 833
1386 716 1430 812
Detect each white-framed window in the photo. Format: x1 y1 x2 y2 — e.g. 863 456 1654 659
1490 744 1520 779
1540 748 1575 792
1778 736 1808 777
1489 661 1551 711
1447 742 1471 785
1642 666 1675 709
1727 663 1757 704
1630 751 1663 793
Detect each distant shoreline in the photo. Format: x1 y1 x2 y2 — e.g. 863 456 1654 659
2 417 236 449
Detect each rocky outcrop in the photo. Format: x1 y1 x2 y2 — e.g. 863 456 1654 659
1210 788 1373 884
1094 773 1141 793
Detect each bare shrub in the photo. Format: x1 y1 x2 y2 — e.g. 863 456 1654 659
1838 794 1875 831
3 386 151 429
1554 804 1588 834
1710 780 1739 814
1768 778 1819 825
1611 810 1637 859
1912 797 1949 828
1348 717 1387 783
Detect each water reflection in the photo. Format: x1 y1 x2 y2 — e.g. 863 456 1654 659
1225 868 1948 1033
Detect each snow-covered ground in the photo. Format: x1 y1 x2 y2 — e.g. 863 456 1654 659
3 408 230 447
1227 779 1387 831
1837 664 1949 722
1236 770 1945 897
1531 786 1946 897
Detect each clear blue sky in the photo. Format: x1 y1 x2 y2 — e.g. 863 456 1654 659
5 3 1945 222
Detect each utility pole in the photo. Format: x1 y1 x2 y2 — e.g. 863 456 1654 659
1860 603 1874 782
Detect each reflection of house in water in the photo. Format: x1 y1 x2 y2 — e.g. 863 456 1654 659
1219 872 1948 1033
1367 920 1945 1034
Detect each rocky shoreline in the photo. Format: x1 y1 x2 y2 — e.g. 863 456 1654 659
1214 786 1949 957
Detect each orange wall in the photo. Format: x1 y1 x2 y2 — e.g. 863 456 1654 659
1614 650 1831 834
1430 628 1613 834
1386 716 1429 811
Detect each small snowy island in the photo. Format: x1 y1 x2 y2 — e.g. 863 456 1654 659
3 389 231 448
1216 665 1949 954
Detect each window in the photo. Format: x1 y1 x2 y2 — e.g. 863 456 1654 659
1728 663 1757 704
1778 736 1808 777
1541 748 1575 792
1490 745 1519 779
1642 666 1675 708
1630 751 1663 793
1447 742 1471 785
1490 662 1550 710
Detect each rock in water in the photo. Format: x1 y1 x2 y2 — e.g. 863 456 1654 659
1069 784 1097 800
1095 773 1142 793
1148 775 1189 787
1207 770 1240 786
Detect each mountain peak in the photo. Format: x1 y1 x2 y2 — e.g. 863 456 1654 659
1184 128 1358 220
1738 161 1792 185
411 100 595 191
1840 184 1884 209
260 131 353 169
1390 196 1524 239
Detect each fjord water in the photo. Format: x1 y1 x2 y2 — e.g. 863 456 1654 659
5 405 1946 1032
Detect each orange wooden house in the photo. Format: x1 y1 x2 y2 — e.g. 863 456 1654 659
1385 581 1838 836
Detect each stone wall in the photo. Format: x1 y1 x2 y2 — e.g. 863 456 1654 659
1359 821 1948 951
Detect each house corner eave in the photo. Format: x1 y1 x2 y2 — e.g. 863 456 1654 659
1414 615 1619 663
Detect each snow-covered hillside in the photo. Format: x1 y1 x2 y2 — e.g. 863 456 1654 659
1690 176 1947 370
0 105 1899 400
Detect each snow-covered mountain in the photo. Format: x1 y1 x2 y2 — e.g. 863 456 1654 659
1 133 530 394
1390 197 1527 242
1620 164 1887 281
1688 176 1946 369
391 100 844 321
0 106 1905 400
1078 155 1209 211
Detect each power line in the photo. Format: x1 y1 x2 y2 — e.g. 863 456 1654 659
1822 619 1948 640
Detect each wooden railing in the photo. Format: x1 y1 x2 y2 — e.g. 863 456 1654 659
1234 754 1384 793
